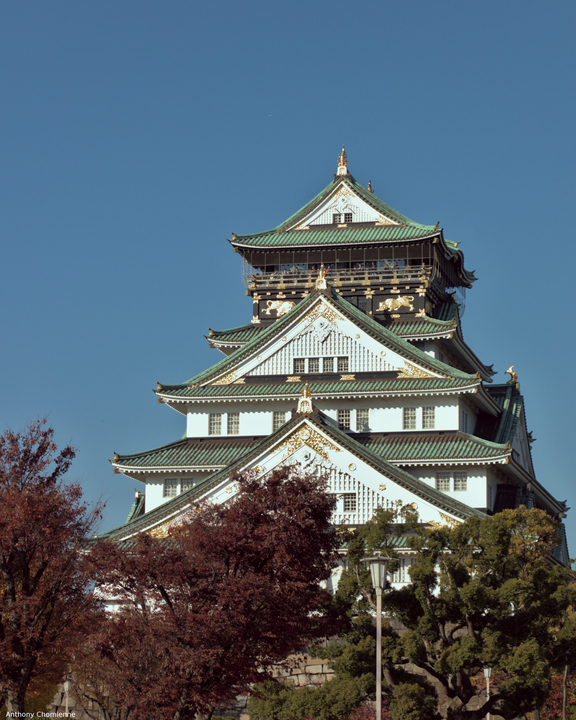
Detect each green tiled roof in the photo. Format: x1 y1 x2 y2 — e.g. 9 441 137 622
390 317 455 338
102 412 486 541
487 384 524 445
361 432 509 463
159 377 478 399
165 289 477 391
113 429 510 473
114 436 260 469
208 324 263 343
231 224 438 249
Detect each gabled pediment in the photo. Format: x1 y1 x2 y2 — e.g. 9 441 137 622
101 413 484 541
286 180 400 230
205 293 452 387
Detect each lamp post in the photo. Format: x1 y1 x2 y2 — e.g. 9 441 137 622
483 667 492 720
362 550 392 720
63 679 71 716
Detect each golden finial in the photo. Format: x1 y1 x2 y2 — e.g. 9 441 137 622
337 145 348 176
505 366 518 384
156 381 163 390
113 452 119 460
315 263 327 290
368 180 373 193
433 222 440 230
231 232 238 240
297 381 313 414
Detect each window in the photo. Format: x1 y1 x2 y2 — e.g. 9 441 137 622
323 357 334 373
163 479 178 498
344 212 353 223
208 413 222 435
308 357 320 373
272 411 286 431
454 472 467 491
403 407 416 430
182 478 194 492
343 493 356 512
357 296 367 313
357 408 370 432
338 410 351 430
391 558 409 583
293 358 306 374
333 213 341 224
422 406 435 429
227 412 239 435
436 472 451 492
337 356 349 372
436 471 467 492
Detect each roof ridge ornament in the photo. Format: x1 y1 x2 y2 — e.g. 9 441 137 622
315 263 327 290
368 180 373 193
336 145 349 176
505 365 518 385
297 381 313 414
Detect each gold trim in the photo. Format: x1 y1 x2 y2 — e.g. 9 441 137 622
287 376 301 382
397 362 434 379
148 523 171 538
276 425 341 462
211 369 242 385
340 374 356 381
297 382 313 414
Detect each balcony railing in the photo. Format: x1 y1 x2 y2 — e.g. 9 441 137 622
245 265 432 289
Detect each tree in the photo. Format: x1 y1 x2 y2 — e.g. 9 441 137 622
247 505 416 720
85 466 341 720
339 506 576 720
0 419 103 714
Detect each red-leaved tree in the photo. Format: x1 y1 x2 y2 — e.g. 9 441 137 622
85 466 341 720
0 419 103 714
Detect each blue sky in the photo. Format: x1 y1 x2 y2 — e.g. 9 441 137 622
1 1 575 557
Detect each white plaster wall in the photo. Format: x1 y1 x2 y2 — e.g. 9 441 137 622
144 472 213 513
187 397 461 438
187 401 294 437
411 466 488 509
459 398 478 434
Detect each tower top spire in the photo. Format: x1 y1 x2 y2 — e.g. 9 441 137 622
336 145 348 176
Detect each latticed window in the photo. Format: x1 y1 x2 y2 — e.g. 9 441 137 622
343 493 356 512
337 356 349 372
357 408 370 432
208 413 222 435
391 558 409 583
333 213 341 224
181 478 194 492
403 407 416 430
422 406 435 429
454 472 467 491
436 472 451 492
338 410 351 430
308 357 320 373
357 296 367 313
344 212 353 223
323 357 334 373
163 479 178 498
293 358 306 374
227 412 240 435
272 411 286 431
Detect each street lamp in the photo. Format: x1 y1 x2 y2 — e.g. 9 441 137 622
483 667 492 720
362 550 392 720
63 679 71 715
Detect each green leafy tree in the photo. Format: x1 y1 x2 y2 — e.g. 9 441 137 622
248 506 415 720
340 506 576 720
